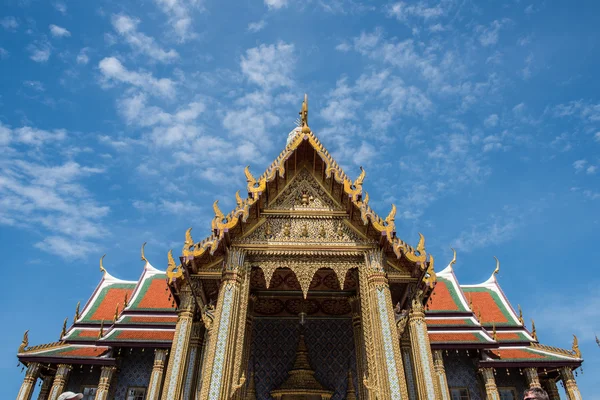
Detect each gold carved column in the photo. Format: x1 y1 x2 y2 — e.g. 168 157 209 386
146 348 168 400
433 350 451 400
559 367 582 400
480 367 500 400
16 362 41 400
47 364 72 400
348 295 368 400
199 248 251 400
37 375 53 400
359 249 408 399
523 367 541 388
93 365 116 400
541 378 561 400
161 286 195 399
408 290 440 400
182 322 204 400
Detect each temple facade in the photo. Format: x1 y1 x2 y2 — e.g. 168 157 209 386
17 97 583 400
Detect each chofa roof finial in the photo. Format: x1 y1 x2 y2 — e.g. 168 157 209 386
450 247 457 267
493 256 500 275
299 94 310 133
141 242 148 262
100 254 107 276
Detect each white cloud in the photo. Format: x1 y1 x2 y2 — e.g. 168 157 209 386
49 24 71 38
573 159 587 172
452 217 518 252
240 41 295 89
53 2 67 15
484 114 499 127
387 1 445 21
265 0 288 9
98 57 176 98
248 20 266 33
475 19 511 47
587 165 597 175
0 47 8 59
111 14 179 63
594 132 600 142
28 40 52 63
76 47 90 65
0 16 18 31
0 121 66 146
153 0 200 42
23 80 45 92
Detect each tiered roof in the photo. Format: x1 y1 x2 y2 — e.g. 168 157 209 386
18 253 176 365
426 253 581 367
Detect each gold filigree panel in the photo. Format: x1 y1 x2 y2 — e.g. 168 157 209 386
269 168 342 211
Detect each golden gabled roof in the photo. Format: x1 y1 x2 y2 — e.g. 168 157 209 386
170 97 432 282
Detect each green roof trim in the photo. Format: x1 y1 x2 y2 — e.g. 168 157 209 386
80 283 136 323
462 286 519 327
128 273 173 312
427 276 469 313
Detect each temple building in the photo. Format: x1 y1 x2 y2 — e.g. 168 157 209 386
17 96 583 400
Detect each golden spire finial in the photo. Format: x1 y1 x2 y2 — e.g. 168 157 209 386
100 254 107 276
450 247 457 267
492 321 497 341
18 330 29 353
478 308 482 323
493 256 500 275
98 320 104 339
74 301 81 321
60 317 68 340
572 334 581 358
468 294 473 311
517 304 524 325
300 94 310 133
531 319 537 341
141 242 148 262
123 292 129 308
184 227 194 251
113 303 120 323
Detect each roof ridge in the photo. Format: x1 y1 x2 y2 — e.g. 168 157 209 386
531 342 579 359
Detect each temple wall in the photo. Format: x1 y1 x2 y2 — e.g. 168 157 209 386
66 367 101 393
251 318 357 400
113 348 155 399
444 353 484 400
494 368 527 398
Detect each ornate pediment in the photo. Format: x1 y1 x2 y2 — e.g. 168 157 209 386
233 216 374 247
268 168 342 212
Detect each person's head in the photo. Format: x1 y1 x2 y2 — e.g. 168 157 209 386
523 387 549 400
57 392 83 400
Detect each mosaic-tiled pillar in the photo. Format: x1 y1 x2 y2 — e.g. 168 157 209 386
161 287 195 399
200 248 251 400
359 249 409 399
94 365 116 400
48 364 72 400
400 334 417 400
523 367 541 388
349 294 368 400
480 367 500 400
235 294 256 400
541 378 561 400
182 322 204 400
433 350 451 400
37 374 53 400
16 362 40 400
408 290 440 400
146 348 168 400
559 367 582 400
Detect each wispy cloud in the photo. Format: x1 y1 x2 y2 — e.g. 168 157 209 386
153 0 201 42
53 2 67 15
49 24 71 38
265 0 288 10
451 212 520 252
111 14 179 63
0 16 18 31
98 57 176 98
386 1 446 21
240 41 295 89
248 20 266 33
475 18 512 47
76 47 91 65
28 39 52 62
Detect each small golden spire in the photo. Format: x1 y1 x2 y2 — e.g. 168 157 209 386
450 247 457 267
98 320 104 339
113 303 120 323
99 254 107 276
18 330 29 353
235 190 243 206
60 317 68 340
141 242 148 262
184 227 194 252
123 292 129 308
468 295 473 311
493 256 500 275
417 232 425 254
517 304 524 325
74 301 81 321
572 335 581 358
478 308 482 323
531 319 537 341
492 321 497 341
299 94 310 133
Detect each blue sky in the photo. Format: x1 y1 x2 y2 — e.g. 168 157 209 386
1 0 599 398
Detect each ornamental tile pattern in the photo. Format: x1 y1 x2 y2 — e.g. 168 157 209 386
429 332 488 344
251 318 357 400
129 274 175 311
461 288 517 327
402 347 417 400
208 285 235 400
81 284 136 323
165 318 190 398
182 347 198 400
426 277 467 313
376 288 401 399
494 368 527 399
444 353 483 400
113 348 154 399
66 368 100 393
415 322 436 399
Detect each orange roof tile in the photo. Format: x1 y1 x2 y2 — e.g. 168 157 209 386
428 280 462 312
429 332 487 343
111 329 174 341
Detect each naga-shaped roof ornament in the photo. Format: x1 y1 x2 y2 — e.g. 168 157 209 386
300 93 310 133
572 335 581 358
141 242 148 263
60 317 67 340
517 304 524 325
166 249 183 284
18 330 29 353
100 254 107 276
531 319 538 341
74 301 80 321
183 228 194 254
